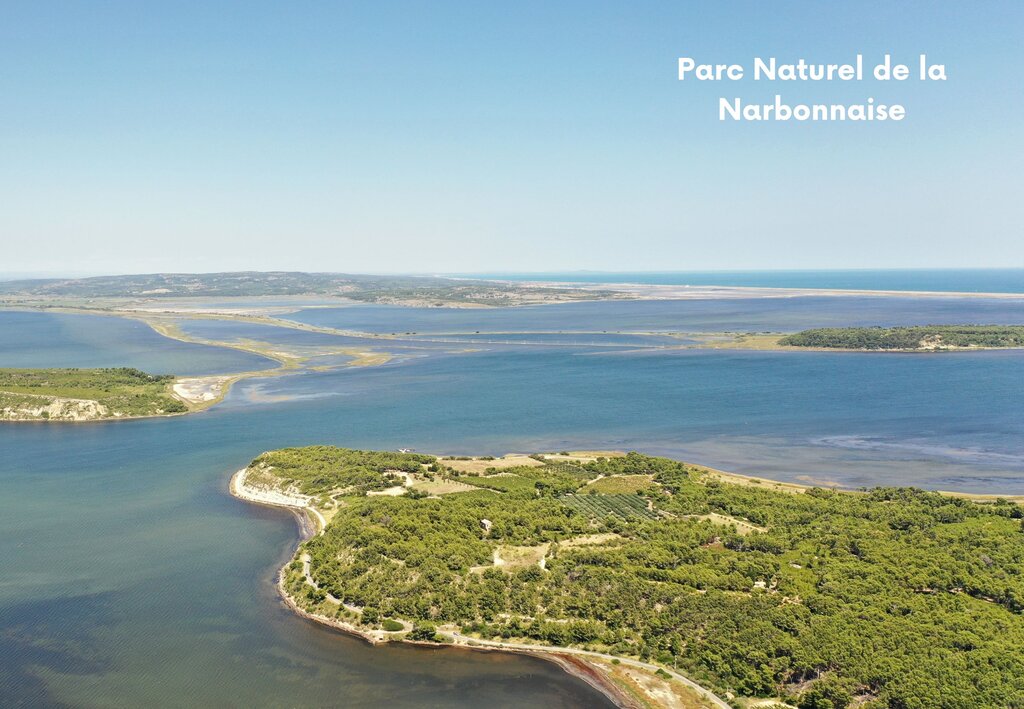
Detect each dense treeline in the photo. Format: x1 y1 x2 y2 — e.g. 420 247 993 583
251 446 434 495
0 367 187 417
0 367 175 390
273 448 1024 708
779 325 1024 350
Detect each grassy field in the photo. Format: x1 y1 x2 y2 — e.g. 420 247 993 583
0 368 188 420
459 464 592 495
440 455 545 474
561 492 660 520
581 474 657 494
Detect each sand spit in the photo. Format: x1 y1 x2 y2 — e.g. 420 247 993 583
552 281 1024 301
172 376 233 403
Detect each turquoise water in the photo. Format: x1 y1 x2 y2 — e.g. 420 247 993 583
462 269 1024 294
3 299 1024 706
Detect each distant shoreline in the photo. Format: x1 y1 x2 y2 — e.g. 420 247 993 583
493 279 1024 301
6 272 1024 318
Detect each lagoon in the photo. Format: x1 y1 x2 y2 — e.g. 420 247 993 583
281 296 1024 335
3 301 1024 706
0 311 276 374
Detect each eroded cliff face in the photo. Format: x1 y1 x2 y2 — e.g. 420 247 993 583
1 394 110 421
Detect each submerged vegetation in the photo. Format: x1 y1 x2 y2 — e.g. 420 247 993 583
250 447 1024 708
0 367 187 420
780 325 1024 350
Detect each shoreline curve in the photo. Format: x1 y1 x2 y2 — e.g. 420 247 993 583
227 467 729 708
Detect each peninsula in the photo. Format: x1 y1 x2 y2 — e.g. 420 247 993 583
0 367 228 421
778 325 1024 350
694 325 1024 352
232 446 1024 709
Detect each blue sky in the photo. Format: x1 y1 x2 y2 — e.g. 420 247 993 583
1 1 1021 274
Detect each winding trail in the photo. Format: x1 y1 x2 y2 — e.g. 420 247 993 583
228 466 732 709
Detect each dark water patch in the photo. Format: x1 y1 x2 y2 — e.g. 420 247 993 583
0 592 117 707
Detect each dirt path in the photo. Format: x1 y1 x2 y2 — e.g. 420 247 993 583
228 465 730 709
447 632 732 709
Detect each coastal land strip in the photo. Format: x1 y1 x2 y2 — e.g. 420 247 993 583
0 367 239 422
4 270 1024 307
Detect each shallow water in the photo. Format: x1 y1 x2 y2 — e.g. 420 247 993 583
3 300 1024 706
281 296 1024 335
464 269 1024 294
226 346 1024 492
0 311 276 374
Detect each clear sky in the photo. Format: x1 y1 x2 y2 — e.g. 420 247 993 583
2 1 1021 275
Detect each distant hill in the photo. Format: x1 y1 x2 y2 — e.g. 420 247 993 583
0 271 456 297
0 271 617 306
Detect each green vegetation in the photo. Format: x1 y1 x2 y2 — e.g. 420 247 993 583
561 492 659 520
249 446 434 496
264 447 1024 708
780 325 1024 350
459 463 590 495
0 367 187 419
581 474 657 495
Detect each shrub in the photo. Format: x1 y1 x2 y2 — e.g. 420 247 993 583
411 621 439 642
